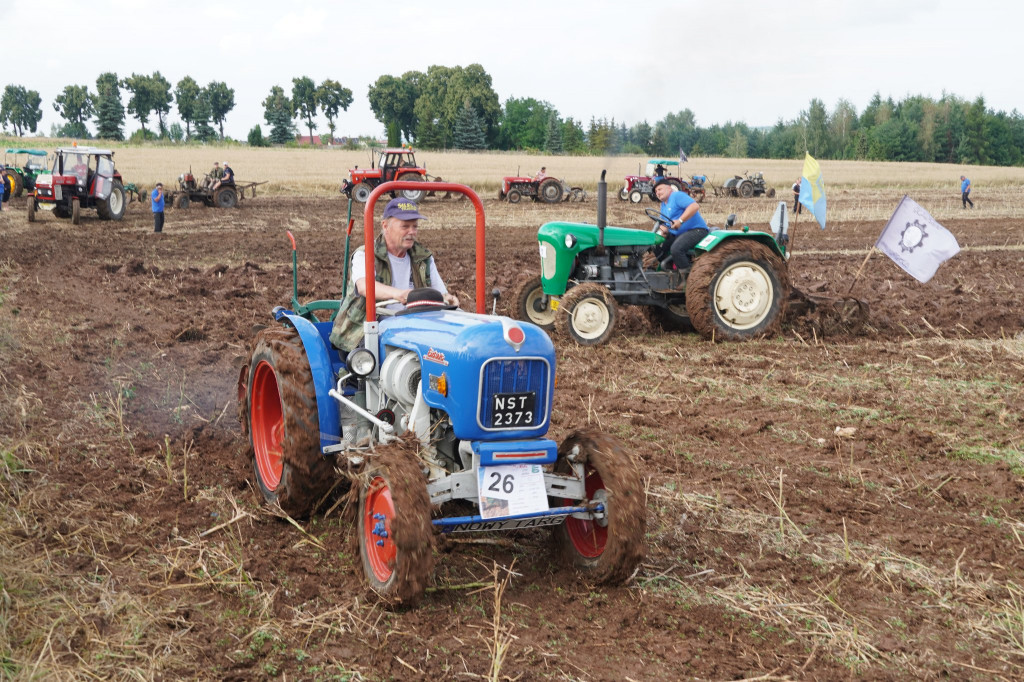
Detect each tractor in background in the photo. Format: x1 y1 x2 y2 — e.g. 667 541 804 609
3 148 49 197
28 147 126 225
238 181 645 603
341 147 432 203
720 171 775 199
619 159 688 204
498 171 565 204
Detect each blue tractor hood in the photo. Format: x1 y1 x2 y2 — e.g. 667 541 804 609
379 310 556 441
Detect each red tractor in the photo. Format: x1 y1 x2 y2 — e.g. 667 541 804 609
28 147 127 224
498 172 564 204
341 147 429 203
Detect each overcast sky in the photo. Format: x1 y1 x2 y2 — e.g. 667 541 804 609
2 0 1018 142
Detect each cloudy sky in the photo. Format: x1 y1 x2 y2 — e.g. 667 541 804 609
2 0 1018 141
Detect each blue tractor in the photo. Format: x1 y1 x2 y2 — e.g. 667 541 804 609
237 182 646 603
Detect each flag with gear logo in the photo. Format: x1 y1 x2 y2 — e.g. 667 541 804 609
875 195 960 283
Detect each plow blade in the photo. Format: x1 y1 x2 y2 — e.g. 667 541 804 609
787 288 869 336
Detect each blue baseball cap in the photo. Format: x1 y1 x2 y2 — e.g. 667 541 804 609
383 197 426 221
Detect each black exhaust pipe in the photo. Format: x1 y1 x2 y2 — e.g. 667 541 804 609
597 170 607 247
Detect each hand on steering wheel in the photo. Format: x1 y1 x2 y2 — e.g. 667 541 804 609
644 208 674 232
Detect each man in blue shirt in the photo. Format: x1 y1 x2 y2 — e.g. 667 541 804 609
960 175 973 209
151 183 165 232
651 178 708 275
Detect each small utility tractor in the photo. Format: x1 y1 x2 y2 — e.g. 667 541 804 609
341 147 434 203
498 171 567 204
514 172 866 344
720 171 775 199
3 148 49 197
619 159 688 204
238 181 645 603
165 168 266 209
28 147 126 224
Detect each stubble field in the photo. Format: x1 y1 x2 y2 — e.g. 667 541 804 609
1 148 1024 680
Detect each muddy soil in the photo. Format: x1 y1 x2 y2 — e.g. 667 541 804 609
2 190 1023 680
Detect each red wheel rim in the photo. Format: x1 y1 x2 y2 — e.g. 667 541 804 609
250 360 284 491
565 466 607 558
363 475 397 582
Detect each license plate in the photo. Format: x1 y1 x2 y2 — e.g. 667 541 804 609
491 392 536 427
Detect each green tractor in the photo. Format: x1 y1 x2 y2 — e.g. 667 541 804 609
3 148 50 198
514 172 862 344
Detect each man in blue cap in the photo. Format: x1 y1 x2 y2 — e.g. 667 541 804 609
330 197 460 351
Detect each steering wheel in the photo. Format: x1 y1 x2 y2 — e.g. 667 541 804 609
644 208 674 231
374 298 400 316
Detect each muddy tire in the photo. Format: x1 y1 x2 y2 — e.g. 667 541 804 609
685 240 790 341
358 442 434 604
240 327 337 517
539 178 562 204
396 173 426 202
9 171 24 197
618 188 629 201
739 181 754 199
71 198 81 225
556 282 617 346
214 186 238 209
351 182 372 203
646 301 694 334
506 188 522 204
628 189 643 204
27 199 36 222
513 275 557 331
176 194 190 209
552 428 645 583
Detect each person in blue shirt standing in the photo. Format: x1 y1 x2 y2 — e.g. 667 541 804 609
151 182 165 232
960 175 974 209
649 178 708 278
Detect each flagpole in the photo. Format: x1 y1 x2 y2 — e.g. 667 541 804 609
847 247 875 294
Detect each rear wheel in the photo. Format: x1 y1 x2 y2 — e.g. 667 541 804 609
71 198 81 225
241 327 337 517
396 173 426 201
351 182 372 203
539 178 562 204
513 275 557 331
214 186 238 208
101 181 126 221
174 194 190 209
556 282 617 346
552 429 645 583
739 181 754 198
358 444 434 604
667 178 683 192
685 240 790 341
506 188 522 204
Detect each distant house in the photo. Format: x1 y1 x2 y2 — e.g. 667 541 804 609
296 135 331 145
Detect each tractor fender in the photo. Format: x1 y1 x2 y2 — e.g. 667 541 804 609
694 229 787 260
274 310 342 451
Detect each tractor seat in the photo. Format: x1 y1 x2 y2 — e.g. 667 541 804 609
396 288 457 315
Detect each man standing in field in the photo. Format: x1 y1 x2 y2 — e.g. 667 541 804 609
960 175 974 209
151 183 165 233
792 177 803 215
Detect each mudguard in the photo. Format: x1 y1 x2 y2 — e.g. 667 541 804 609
275 310 342 451
694 229 787 259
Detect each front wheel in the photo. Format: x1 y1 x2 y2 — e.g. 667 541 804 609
506 188 522 204
351 182 372 203
618 188 629 201
358 444 434 604
27 198 36 222
767 188 776 198
239 327 338 517
71 198 81 225
552 428 645 583
556 282 617 346
685 240 790 341
513 275 557 330
628 189 643 204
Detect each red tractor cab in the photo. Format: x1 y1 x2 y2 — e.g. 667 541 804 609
341 147 428 203
29 147 126 224
619 159 688 204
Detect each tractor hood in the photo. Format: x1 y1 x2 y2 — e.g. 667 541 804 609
379 310 555 441
537 221 661 294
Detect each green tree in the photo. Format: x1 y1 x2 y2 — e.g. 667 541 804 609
150 71 173 136
562 117 586 154
367 72 421 145
263 86 294 144
651 109 697 156
725 128 748 158
544 112 563 154
453 101 487 150
53 85 94 138
193 94 216 143
121 73 156 138
498 97 554 150
0 85 43 136
248 124 269 147
316 79 353 143
174 76 202 139
802 98 829 156
206 81 235 139
168 122 184 143
960 96 989 165
291 76 319 143
94 72 125 141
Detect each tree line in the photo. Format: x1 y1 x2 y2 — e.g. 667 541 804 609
3 65 1023 167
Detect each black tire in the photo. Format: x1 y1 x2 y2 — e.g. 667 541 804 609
618 188 629 201
513 275 557 331
767 188 776 198
240 327 337 517
396 173 426 202
358 442 434 604
667 178 683 192
71 198 81 225
538 178 562 204
100 181 126 221
556 282 617 346
177 194 190 209
497 190 506 201
506 188 522 204
214 186 238 209
352 182 372 203
739 181 754 199
10 171 24 198
628 189 643 204
552 428 645 584
27 199 35 223
685 240 790 342
646 301 694 333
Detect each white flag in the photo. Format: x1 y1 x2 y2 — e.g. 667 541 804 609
875 195 960 283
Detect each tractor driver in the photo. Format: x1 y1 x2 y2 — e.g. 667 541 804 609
212 161 234 191
329 197 460 352
650 178 708 276
534 166 548 181
203 161 223 189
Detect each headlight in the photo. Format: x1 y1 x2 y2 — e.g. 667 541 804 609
564 234 577 249
347 348 376 377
